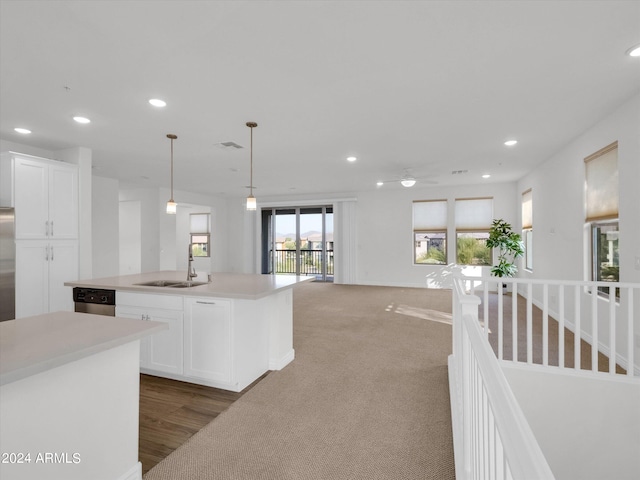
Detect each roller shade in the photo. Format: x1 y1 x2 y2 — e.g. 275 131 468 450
190 213 210 233
413 200 447 231
522 189 532 229
455 197 493 231
585 142 618 222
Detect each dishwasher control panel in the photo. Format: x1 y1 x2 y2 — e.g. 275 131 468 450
73 288 116 305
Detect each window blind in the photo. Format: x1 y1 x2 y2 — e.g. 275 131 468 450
455 197 493 231
413 200 447 231
190 213 210 233
522 189 532 229
585 142 618 222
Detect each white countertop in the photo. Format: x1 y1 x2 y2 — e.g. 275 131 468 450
0 311 166 386
66 271 315 300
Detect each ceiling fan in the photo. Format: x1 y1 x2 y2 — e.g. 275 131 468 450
377 169 438 188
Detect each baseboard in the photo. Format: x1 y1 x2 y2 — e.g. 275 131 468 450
117 462 141 480
269 349 295 370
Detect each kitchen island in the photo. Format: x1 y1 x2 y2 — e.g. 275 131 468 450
66 271 314 392
0 311 165 480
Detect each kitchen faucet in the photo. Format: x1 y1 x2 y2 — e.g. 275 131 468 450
187 243 198 281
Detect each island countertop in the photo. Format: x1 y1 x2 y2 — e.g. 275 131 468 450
65 271 315 300
0 311 166 386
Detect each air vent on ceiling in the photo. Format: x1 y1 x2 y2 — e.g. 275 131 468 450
216 141 244 149
451 169 469 175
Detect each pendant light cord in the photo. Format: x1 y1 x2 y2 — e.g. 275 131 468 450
167 134 177 202
249 126 253 196
170 137 174 200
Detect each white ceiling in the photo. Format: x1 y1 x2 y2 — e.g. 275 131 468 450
1 1 639 198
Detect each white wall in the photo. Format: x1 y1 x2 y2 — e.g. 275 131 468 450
119 200 141 275
92 176 119 278
236 183 518 288
503 364 640 480
516 92 640 373
355 182 518 287
120 185 229 275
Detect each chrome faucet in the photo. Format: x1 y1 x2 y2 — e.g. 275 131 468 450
187 243 198 281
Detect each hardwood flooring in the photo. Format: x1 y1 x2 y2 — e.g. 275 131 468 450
139 373 268 475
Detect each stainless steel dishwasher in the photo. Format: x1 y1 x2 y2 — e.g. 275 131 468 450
73 287 116 316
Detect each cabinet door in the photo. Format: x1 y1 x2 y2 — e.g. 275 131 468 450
15 241 49 318
14 158 48 239
48 241 78 313
116 306 151 367
147 309 184 375
184 298 231 383
49 164 78 239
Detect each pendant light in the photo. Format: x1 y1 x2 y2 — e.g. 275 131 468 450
246 122 258 211
166 134 177 214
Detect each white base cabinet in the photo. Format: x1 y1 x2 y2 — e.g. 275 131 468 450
116 293 184 376
114 289 294 392
184 298 232 384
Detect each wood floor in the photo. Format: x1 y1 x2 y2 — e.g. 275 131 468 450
139 373 268 475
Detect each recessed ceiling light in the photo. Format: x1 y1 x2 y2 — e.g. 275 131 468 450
14 127 31 134
149 98 167 107
376 181 384 186
504 140 517 146
73 116 91 124
482 174 491 179
346 156 357 162
626 43 640 57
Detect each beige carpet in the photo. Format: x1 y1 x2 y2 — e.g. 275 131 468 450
144 282 456 480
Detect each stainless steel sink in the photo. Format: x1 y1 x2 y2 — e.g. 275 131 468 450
167 281 207 288
134 280 207 288
135 280 180 287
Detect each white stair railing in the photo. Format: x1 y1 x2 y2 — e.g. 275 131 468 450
449 278 555 480
460 277 638 377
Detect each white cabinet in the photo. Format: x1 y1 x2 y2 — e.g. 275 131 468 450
184 298 232 384
15 240 78 318
1 153 78 240
1 152 80 319
116 293 184 376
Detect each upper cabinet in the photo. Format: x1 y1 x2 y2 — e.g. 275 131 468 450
0 152 78 239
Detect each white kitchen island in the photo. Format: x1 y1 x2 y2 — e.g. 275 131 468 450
0 311 166 480
66 271 314 392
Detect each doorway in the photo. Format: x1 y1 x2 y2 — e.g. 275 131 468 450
261 206 333 282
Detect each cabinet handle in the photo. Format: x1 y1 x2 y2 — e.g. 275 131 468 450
50 246 54 261
45 220 49 237
196 301 216 305
45 245 49 261
51 221 54 237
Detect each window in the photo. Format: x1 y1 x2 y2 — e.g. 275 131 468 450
592 221 619 289
413 200 447 264
455 197 493 265
585 141 618 297
522 189 533 271
190 213 210 257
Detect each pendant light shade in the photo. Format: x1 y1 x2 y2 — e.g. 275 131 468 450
246 122 258 211
166 134 177 214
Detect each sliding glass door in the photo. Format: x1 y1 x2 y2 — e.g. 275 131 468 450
261 206 333 282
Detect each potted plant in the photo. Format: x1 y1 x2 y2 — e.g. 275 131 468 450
486 219 524 287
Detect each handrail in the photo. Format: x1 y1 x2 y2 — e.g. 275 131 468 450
458 276 638 377
462 311 555 478
451 278 555 479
